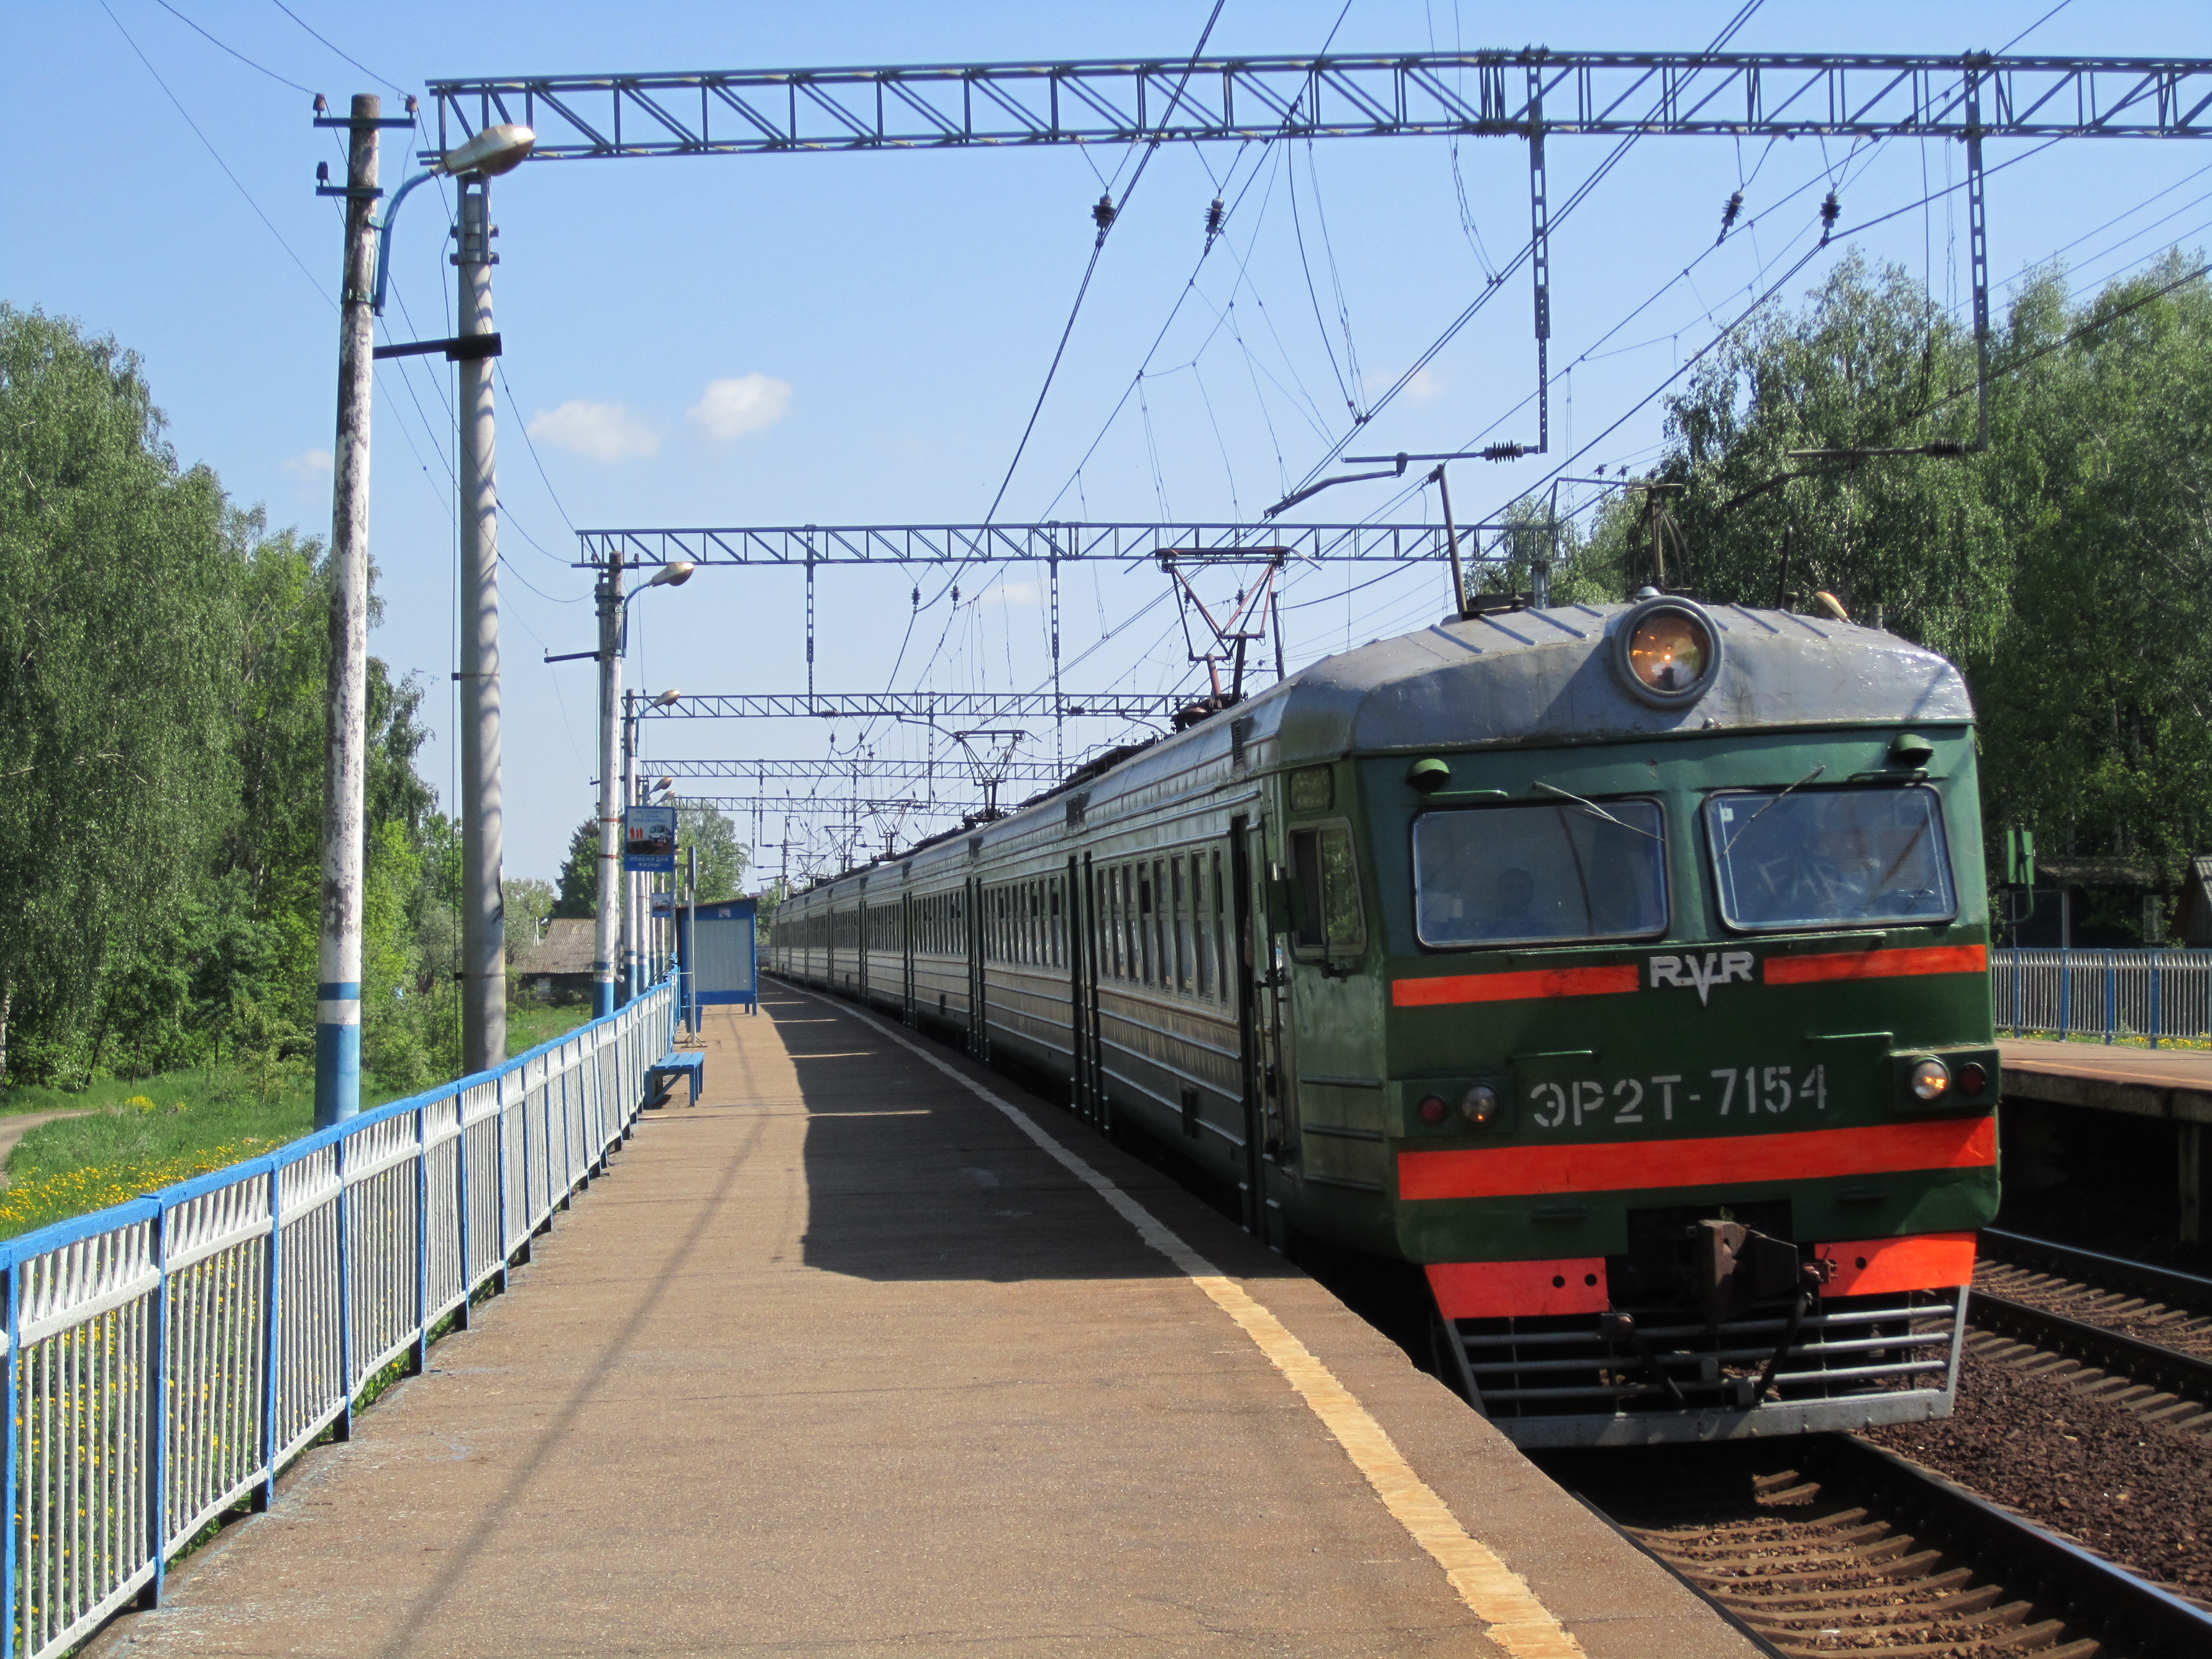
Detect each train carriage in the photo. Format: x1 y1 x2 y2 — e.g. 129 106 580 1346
769 591 1998 1447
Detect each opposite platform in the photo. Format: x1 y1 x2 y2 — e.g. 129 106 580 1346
90 986 1754 1659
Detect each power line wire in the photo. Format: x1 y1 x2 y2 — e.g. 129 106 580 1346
268 0 407 97
152 0 319 95
100 1 329 307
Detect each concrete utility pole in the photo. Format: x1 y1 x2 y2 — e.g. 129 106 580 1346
456 176 506 1073
622 687 640 1000
593 556 624 1017
316 93 381 1129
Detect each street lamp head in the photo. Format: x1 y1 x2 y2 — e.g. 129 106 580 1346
653 776 674 795
437 123 535 179
648 561 696 589
653 688 682 708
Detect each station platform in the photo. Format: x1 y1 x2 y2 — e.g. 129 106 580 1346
92 986 1754 1659
2001 1036 2212 1124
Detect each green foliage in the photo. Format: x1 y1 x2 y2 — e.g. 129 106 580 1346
0 305 457 1093
1567 250 2212 923
550 818 599 918
0 305 240 1081
503 876 556 961
678 803 747 901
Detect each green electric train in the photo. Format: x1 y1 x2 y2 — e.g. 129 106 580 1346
768 591 1998 1447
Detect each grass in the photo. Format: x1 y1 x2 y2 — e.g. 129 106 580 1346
0 996 600 1240
2007 1029 2212 1051
506 998 592 1056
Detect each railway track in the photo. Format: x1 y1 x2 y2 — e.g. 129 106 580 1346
1971 1230 2212 1426
1553 1434 2212 1657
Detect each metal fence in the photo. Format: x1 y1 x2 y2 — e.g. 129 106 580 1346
1992 949 2212 1045
0 981 677 1659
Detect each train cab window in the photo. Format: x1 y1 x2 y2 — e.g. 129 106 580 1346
1413 799 1667 949
1287 827 1366 959
1705 783 1957 931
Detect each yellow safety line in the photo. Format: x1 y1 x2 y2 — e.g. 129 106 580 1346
806 993 1587 1659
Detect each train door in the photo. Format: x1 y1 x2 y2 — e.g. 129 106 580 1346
1065 856 1089 1118
966 874 987 1059
1229 815 1278 1235
901 892 917 1025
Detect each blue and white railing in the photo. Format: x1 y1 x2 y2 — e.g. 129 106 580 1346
1992 949 2212 1046
0 981 676 1659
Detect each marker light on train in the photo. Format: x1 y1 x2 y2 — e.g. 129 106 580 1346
1956 1062 1989 1097
1417 1094 1450 1125
1461 1084 1502 1126
1909 1058 1952 1101
1627 611 1711 693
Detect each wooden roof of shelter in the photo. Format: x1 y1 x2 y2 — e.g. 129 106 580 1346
513 917 596 976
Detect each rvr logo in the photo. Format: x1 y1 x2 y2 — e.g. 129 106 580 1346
1648 950 1755 1006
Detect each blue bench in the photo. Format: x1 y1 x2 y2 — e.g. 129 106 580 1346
646 1051 705 1109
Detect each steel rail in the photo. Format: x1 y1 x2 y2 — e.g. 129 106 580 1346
1968 1287 2212 1402
1809 1436 2212 1659
1982 1226 2212 1311
431 52 2212 161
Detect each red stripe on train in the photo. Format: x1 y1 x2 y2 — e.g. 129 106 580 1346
1397 1115 1998 1201
1764 943 1987 986
1391 963 1639 1008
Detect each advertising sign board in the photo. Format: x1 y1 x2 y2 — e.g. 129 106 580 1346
624 805 678 873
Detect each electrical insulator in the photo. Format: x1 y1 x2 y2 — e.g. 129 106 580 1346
1093 193 1117 233
313 93 328 115
1204 196 1225 239
316 161 330 184
1819 191 1840 244
911 586 920 607
1716 190 1742 245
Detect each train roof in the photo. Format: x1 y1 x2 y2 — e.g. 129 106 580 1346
792 598 1971 894
1266 598 1971 763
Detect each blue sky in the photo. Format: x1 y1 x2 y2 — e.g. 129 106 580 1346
8 1 2210 885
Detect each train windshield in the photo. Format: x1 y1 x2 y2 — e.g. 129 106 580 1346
1705 784 1956 931
1413 799 1668 948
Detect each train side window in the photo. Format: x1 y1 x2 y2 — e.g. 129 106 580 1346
1173 856 1192 993
1158 862 1176 995
1192 856 1211 998
1287 826 1366 961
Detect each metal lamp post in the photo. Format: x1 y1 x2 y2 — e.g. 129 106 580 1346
317 116 534 1120
621 687 682 1001
568 561 693 1015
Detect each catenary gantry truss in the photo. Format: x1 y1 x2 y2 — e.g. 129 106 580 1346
578 522 1457 569
649 757 1068 783
430 52 2212 159
639 691 1185 721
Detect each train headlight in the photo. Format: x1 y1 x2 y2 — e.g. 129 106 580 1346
1628 611 1709 691
1612 595 1722 708
1461 1084 1502 1126
1909 1058 1952 1101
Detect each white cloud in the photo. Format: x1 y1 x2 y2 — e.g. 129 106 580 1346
1363 367 1448 405
687 373 792 441
282 448 332 478
527 401 660 461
